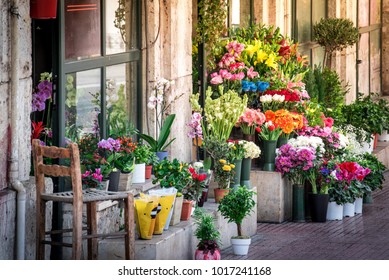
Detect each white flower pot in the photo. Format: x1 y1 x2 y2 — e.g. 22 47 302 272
132 163 146 183
378 130 389 142
343 202 355 217
354 197 363 214
361 135 375 153
326 202 343 221
231 238 251 255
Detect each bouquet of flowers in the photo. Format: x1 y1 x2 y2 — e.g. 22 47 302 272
227 140 246 161
214 159 235 189
235 108 265 135
182 166 208 201
320 160 371 204
190 86 247 142
276 135 325 192
275 143 320 186
242 140 261 159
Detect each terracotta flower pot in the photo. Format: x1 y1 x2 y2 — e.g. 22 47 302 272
180 199 194 221
145 165 152 179
214 188 230 203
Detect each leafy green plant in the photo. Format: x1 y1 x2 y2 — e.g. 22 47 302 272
313 17 359 68
356 153 386 192
217 186 256 238
139 114 176 152
193 208 221 254
303 66 348 124
340 92 388 136
152 158 192 194
133 142 153 164
195 0 228 69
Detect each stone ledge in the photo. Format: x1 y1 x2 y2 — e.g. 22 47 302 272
98 187 257 260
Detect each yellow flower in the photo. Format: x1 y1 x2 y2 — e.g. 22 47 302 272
245 40 261 57
265 53 278 69
229 164 235 169
222 165 231 172
219 159 226 164
255 49 268 64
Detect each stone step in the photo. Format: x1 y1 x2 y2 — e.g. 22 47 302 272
98 187 257 260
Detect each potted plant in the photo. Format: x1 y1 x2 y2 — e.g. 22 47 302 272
97 137 122 191
217 186 256 255
115 135 136 191
313 17 359 69
202 136 234 203
139 114 176 160
132 141 153 184
193 208 221 260
152 158 193 222
145 150 159 180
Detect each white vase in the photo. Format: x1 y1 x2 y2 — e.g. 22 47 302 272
354 197 363 214
343 202 355 217
326 202 343 221
378 130 389 142
361 135 375 153
132 163 146 183
231 238 251 255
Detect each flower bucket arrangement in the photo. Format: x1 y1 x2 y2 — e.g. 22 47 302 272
240 140 261 187
321 160 371 220
275 136 324 222
227 140 246 188
235 108 266 139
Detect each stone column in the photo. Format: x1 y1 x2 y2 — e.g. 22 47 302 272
382 0 389 95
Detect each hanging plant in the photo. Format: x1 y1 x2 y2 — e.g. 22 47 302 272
195 0 228 69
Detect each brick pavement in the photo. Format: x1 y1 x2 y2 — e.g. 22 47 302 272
221 170 389 260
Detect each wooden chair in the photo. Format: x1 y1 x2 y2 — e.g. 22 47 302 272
32 139 135 260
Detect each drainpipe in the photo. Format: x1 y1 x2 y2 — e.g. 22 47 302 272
9 3 26 260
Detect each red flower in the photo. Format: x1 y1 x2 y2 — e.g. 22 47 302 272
268 124 275 131
31 121 45 141
255 127 262 133
198 173 207 182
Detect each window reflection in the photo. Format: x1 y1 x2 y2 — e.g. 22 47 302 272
106 0 138 54
65 69 101 141
106 63 138 135
65 0 101 61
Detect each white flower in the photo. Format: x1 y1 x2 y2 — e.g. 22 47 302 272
272 94 285 102
260 94 272 103
243 141 261 159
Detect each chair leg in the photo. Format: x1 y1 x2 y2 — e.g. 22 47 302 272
124 195 135 260
36 200 46 260
72 200 83 259
87 202 98 260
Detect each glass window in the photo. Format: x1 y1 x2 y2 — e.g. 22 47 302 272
228 0 252 29
106 62 139 135
61 0 140 144
65 69 101 141
65 0 101 61
295 0 311 43
106 0 139 54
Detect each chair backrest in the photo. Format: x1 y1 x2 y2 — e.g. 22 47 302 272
32 139 82 197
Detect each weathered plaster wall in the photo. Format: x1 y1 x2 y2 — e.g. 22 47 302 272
0 0 32 259
142 0 192 162
383 0 389 95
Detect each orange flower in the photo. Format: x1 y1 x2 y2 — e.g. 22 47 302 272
265 110 276 122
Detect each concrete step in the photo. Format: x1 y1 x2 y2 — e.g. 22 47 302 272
98 187 257 260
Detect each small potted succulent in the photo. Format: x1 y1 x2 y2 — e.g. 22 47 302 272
217 186 256 255
193 208 221 260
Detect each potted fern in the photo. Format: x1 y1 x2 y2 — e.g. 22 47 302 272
217 186 256 255
193 208 221 260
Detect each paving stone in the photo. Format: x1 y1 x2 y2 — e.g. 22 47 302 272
221 170 389 260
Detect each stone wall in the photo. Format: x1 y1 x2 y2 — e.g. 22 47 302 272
383 0 389 95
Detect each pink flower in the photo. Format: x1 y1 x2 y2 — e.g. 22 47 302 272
247 67 259 79
210 74 223 85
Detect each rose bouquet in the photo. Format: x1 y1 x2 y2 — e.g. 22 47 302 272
235 108 266 135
